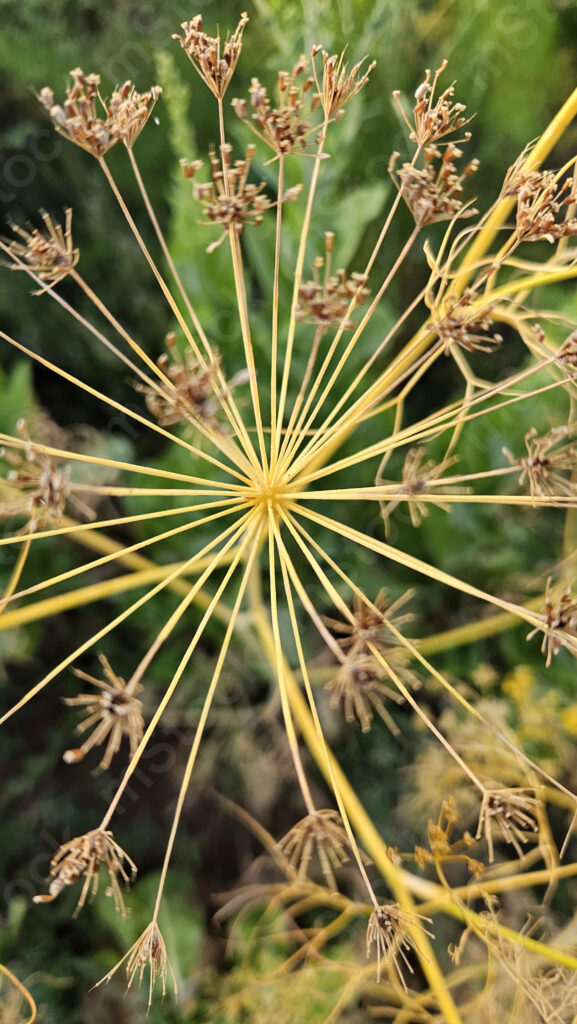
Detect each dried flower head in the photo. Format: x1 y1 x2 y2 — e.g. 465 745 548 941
39 68 160 157
63 654 144 771
33 828 136 915
96 922 176 1006
185 145 292 253
390 144 478 227
173 12 249 99
276 809 350 891
5 208 78 291
1 422 73 533
527 577 577 666
475 788 539 862
556 329 577 376
325 653 404 734
296 233 369 331
379 447 458 533
514 168 577 243
431 288 503 354
504 425 577 500
394 60 471 147
232 58 320 156
323 588 414 654
366 903 433 986
312 46 375 122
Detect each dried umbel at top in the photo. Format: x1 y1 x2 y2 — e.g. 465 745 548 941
38 68 161 157
296 233 369 331
394 60 472 147
312 46 376 121
390 143 479 227
232 57 320 156
504 425 577 500
513 166 577 242
430 289 503 354
5 208 78 291
174 11 249 99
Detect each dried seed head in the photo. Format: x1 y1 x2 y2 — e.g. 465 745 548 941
504 425 577 500
276 809 350 891
313 47 375 121
556 330 577 376
323 588 414 654
63 654 144 771
5 208 78 291
390 144 478 227
97 922 176 1006
366 903 433 987
39 69 161 157
135 340 227 428
33 828 136 915
475 788 539 862
379 447 458 533
189 146 289 253
232 58 319 156
296 235 369 331
174 12 249 99
325 653 404 734
513 168 577 243
527 577 577 666
394 60 471 147
431 289 503 354
1 421 71 533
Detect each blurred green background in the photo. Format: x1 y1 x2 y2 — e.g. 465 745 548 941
2 1 577 1021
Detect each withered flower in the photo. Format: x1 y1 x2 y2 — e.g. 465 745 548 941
394 60 471 147
312 47 375 122
514 168 577 243
96 922 176 1005
475 788 539 862
557 330 577 376
276 809 350 892
323 588 414 654
431 288 503 354
390 144 478 227
232 57 320 156
1 424 71 533
63 654 144 771
174 12 249 99
504 425 577 500
379 447 458 533
527 577 577 666
325 653 404 734
366 902 433 986
33 828 136 915
296 232 369 330
39 68 160 157
5 208 78 291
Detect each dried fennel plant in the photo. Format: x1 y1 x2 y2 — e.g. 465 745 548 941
2 11 577 1021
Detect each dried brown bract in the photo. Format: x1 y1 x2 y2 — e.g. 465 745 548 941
366 902 433 986
325 653 404 734
527 577 577 666
232 57 320 156
431 288 503 354
97 922 176 1005
296 232 369 331
504 425 577 500
276 809 350 892
184 145 294 253
514 168 577 243
33 828 136 915
390 144 478 227
173 12 248 99
323 588 414 654
63 654 144 771
312 46 375 122
394 60 471 147
379 447 458 533
5 208 78 290
475 788 539 862
39 68 160 157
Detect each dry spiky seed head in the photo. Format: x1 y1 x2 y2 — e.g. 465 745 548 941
394 60 471 148
33 828 136 915
276 809 350 891
504 425 577 500
96 922 177 1006
431 288 503 355
514 168 577 242
475 788 539 862
63 654 144 771
5 208 79 291
379 447 459 533
323 588 415 654
325 653 404 734
557 330 577 376
390 144 479 227
232 59 319 156
135 341 224 428
1 421 71 533
366 903 433 987
174 12 249 99
296 236 369 332
313 48 375 121
39 69 161 157
527 577 577 666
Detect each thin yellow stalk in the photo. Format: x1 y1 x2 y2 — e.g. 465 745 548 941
100 511 260 828
0 535 31 619
0 963 36 1024
270 154 285 461
151 522 262 924
287 489 577 510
